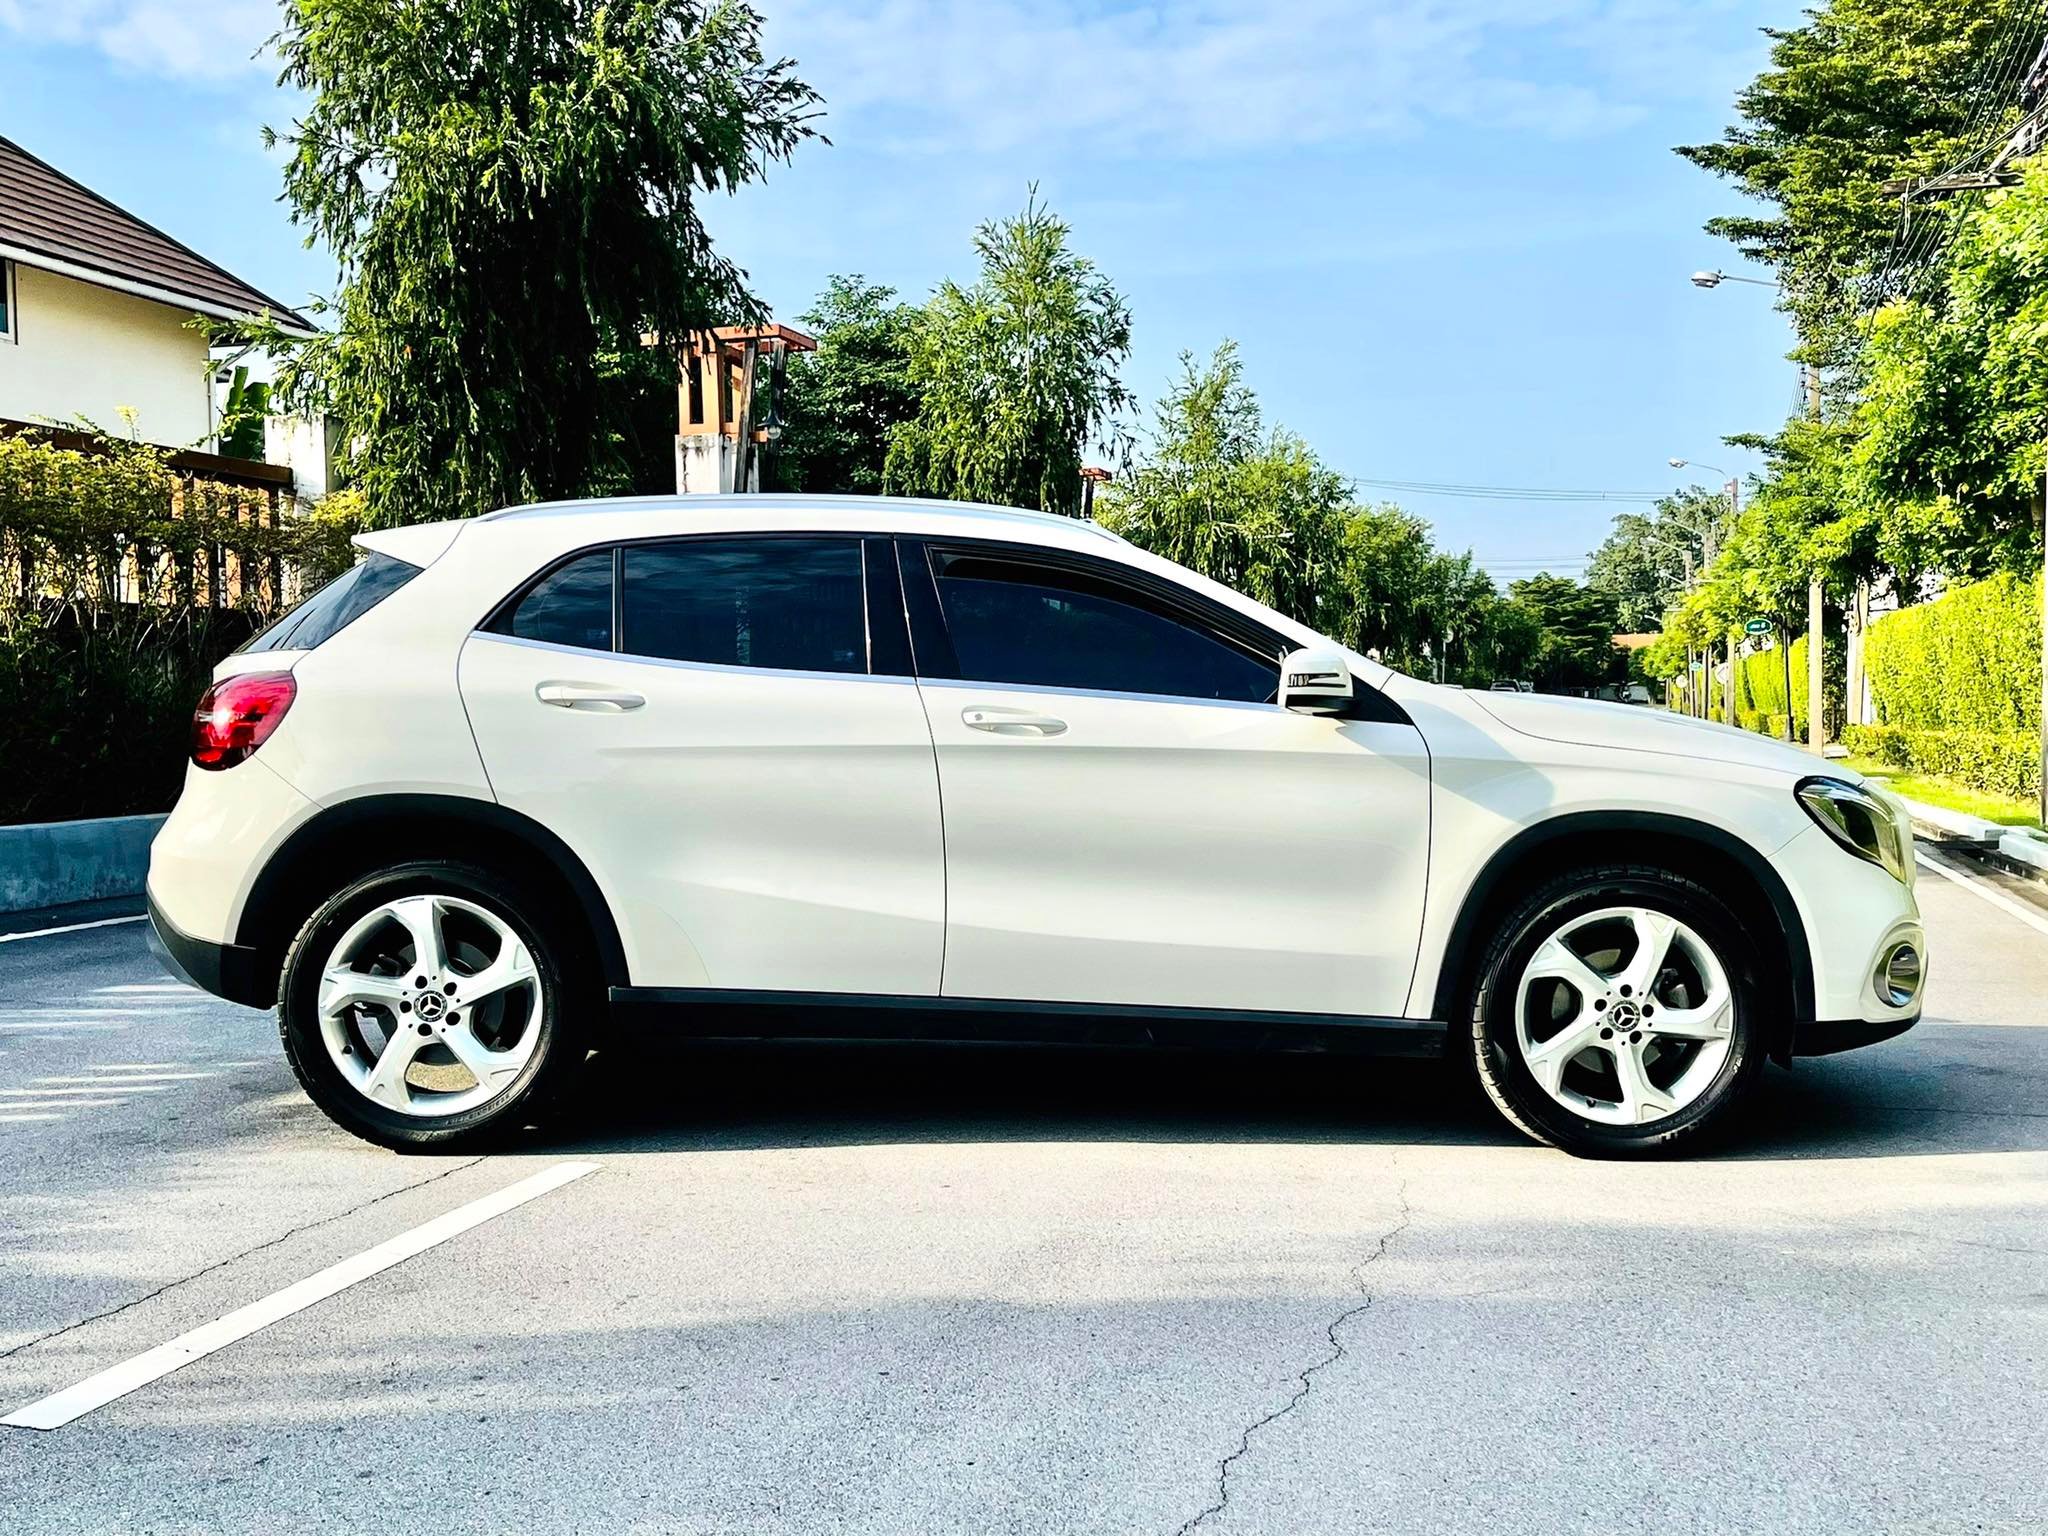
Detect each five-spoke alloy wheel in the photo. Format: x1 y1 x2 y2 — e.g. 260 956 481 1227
279 861 581 1149
1470 866 1763 1157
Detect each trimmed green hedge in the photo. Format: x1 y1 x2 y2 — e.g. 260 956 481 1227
1865 573 2041 734
1733 636 1812 739
1842 723 2040 801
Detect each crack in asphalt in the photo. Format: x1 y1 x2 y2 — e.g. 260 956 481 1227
1173 1181 1414 1536
0 1156 485 1365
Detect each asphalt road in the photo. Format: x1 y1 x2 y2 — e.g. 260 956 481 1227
0 861 2043 1534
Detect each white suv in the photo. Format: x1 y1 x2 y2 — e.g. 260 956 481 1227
147 496 1925 1157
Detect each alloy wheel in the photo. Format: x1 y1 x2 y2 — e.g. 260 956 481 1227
1515 905 1734 1127
316 893 543 1118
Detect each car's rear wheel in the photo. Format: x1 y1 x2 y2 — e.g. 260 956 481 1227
1468 865 1765 1157
278 861 584 1150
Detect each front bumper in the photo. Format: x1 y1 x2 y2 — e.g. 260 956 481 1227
1792 1010 1921 1057
147 891 273 1009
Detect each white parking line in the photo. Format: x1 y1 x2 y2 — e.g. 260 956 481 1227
1 1160 601 1432
0 916 147 945
1916 851 2048 939
0 1087 162 1098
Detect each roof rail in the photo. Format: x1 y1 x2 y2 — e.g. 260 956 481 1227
476 493 1123 540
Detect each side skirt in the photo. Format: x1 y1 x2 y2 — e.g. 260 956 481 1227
608 987 1447 1058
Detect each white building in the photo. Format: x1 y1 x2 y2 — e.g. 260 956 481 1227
0 134 313 465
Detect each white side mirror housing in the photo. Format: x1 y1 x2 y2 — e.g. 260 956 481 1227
1278 647 1354 715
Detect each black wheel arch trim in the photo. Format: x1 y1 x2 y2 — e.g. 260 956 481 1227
236 793 631 991
1430 810 1817 1034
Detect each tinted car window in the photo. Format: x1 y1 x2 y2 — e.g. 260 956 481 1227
622 538 866 674
932 554 1278 702
503 548 614 651
243 550 420 654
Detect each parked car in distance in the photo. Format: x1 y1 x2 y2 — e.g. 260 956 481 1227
149 497 1925 1157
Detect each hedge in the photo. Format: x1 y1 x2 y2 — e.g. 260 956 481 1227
1 433 363 824
1730 634 1821 740
1865 572 2041 734
1842 723 2040 802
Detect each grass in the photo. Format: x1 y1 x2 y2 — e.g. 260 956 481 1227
1839 755 2043 832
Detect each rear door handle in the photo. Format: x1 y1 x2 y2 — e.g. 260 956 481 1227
537 681 646 712
962 706 1067 737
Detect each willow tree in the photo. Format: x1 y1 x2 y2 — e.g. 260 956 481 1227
885 192 1131 516
240 0 819 525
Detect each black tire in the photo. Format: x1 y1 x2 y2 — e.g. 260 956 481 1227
1467 864 1766 1158
278 860 588 1151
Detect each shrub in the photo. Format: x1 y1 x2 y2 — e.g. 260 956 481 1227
1865 573 2042 734
1842 723 2040 801
0 432 364 824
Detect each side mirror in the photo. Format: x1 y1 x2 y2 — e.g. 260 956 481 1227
1279 647 1353 715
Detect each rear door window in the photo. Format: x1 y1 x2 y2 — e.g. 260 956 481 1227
498 548 615 651
620 537 867 674
242 550 420 654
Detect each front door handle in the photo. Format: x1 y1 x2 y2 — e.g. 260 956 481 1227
962 706 1067 737
537 681 646 712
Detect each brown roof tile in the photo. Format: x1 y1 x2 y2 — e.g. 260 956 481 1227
0 136 312 331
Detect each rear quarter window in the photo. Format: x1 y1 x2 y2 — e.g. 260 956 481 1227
241 550 421 654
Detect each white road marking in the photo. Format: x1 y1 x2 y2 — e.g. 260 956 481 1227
0 1087 164 1098
0 1098 125 1110
0 1114 63 1124
30 1074 212 1086
0 916 147 945
1916 851 2048 940
1 1160 601 1432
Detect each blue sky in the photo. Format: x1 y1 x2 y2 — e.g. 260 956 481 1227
0 0 1802 581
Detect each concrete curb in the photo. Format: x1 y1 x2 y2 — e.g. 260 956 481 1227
0 814 165 915
1889 792 2008 845
1999 828 2048 876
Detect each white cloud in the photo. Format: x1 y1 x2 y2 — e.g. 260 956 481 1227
0 0 1767 147
0 0 278 84
764 0 1764 154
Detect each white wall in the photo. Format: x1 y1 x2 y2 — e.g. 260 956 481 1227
0 262 211 448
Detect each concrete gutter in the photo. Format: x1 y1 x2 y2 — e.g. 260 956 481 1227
0 814 165 915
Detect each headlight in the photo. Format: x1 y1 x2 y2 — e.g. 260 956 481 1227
1797 777 1912 884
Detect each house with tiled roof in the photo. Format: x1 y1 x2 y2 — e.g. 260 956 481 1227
0 135 313 460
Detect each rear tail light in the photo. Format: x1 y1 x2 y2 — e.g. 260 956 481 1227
191 671 296 770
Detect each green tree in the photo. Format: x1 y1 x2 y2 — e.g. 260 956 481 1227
763 275 923 494
1585 487 1730 630
1506 575 1625 693
239 0 819 526
1851 159 2048 581
885 192 1132 516
1099 342 1347 626
1677 0 2034 365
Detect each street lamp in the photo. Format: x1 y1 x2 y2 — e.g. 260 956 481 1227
1690 270 1776 289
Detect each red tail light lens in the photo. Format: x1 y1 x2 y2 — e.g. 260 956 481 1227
191 672 296 770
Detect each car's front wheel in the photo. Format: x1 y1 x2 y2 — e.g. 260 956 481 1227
278 861 584 1150
1468 865 1765 1157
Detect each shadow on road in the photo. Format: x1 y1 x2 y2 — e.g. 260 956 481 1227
520 1030 2047 1162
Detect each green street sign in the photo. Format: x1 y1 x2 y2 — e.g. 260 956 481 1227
1743 618 1773 635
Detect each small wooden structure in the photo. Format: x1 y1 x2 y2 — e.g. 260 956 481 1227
676 324 817 494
